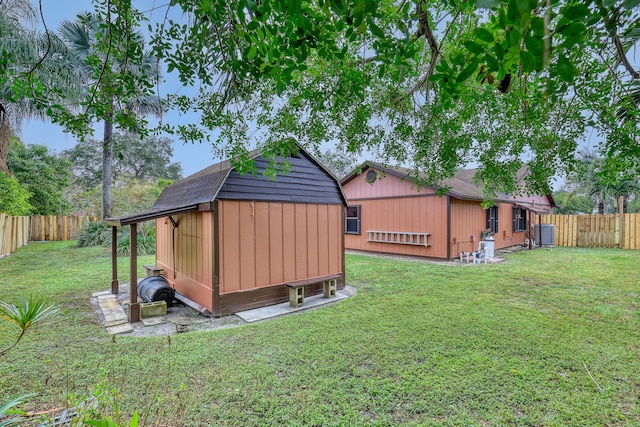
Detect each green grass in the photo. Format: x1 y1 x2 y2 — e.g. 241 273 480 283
1 242 639 426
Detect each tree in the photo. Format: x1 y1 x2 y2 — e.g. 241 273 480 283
64 132 182 190
314 148 360 179
0 0 81 174
67 178 174 218
563 150 640 214
553 190 594 214
7 138 72 215
0 172 31 215
57 9 162 220
12 0 640 195
140 0 640 198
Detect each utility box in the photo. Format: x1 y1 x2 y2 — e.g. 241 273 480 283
482 236 495 259
535 224 556 246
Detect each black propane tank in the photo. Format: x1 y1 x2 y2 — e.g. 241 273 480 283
138 275 175 306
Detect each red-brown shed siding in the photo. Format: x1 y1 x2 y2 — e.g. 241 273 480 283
345 168 436 199
344 196 449 258
449 199 526 256
156 211 214 311
218 200 343 294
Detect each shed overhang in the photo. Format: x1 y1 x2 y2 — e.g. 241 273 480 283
105 203 206 227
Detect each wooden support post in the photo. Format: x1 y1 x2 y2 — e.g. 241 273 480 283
111 226 119 295
128 223 140 323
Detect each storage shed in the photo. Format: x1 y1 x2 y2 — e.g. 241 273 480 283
106 146 347 322
341 162 556 260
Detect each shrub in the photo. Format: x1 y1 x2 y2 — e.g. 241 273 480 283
77 222 113 248
77 221 156 256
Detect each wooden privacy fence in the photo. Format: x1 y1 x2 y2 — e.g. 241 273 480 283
537 213 640 249
0 214 98 256
0 214 30 256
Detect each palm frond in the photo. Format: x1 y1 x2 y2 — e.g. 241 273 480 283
0 393 35 427
0 297 58 332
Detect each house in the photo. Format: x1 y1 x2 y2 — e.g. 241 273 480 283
106 146 347 322
340 162 556 260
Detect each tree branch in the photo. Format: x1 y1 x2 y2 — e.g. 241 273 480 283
614 34 639 79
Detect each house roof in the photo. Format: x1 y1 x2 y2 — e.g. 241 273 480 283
106 146 347 227
341 161 556 206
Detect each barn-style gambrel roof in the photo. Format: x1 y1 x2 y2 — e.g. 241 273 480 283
107 146 347 227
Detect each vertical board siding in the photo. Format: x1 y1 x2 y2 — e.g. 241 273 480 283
218 200 343 294
538 214 640 249
343 168 436 199
449 199 487 255
268 203 284 284
344 196 448 258
156 211 214 312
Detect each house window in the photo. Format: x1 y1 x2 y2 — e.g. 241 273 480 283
512 207 526 232
486 206 499 234
345 206 361 234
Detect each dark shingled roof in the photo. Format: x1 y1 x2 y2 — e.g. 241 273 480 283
107 147 347 226
152 152 255 210
342 161 554 205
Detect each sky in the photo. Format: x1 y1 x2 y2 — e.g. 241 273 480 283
21 0 221 178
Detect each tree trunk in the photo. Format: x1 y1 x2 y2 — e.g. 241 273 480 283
0 105 10 174
102 118 113 220
597 199 604 215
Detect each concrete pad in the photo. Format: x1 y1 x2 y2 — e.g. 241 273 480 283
92 290 111 297
103 312 126 322
97 294 117 300
236 291 350 323
142 316 167 326
105 318 127 327
106 323 133 334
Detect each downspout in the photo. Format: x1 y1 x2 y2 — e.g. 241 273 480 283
446 196 451 259
168 216 178 279
212 201 220 315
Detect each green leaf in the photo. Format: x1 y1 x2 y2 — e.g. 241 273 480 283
247 46 258 60
560 22 586 37
623 0 640 9
516 0 530 13
475 0 501 8
525 34 543 55
475 28 495 43
520 50 536 73
563 4 590 20
368 20 385 38
484 54 500 71
464 41 485 55
508 28 521 46
557 54 574 82
457 59 480 83
507 0 519 23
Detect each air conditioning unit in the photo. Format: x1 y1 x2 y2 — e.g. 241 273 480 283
534 224 555 246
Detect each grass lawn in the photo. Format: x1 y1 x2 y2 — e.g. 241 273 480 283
0 242 639 426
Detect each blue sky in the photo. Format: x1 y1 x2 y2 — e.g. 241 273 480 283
21 0 220 177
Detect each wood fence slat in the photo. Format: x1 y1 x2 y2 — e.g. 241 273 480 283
0 215 98 258
538 213 640 250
